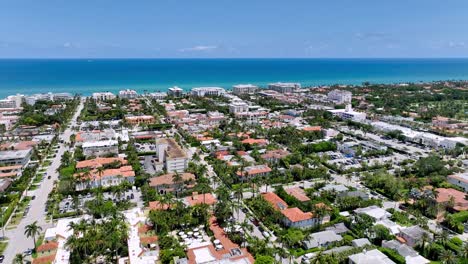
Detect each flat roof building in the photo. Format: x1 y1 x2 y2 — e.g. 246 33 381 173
268 82 301 93
191 87 226 97
232 84 258 95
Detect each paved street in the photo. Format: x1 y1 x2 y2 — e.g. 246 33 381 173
2 100 83 263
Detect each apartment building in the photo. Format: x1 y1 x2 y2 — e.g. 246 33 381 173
268 82 301 93
232 84 258 95
191 87 226 97
119 89 138 99
168 86 184 97
125 115 155 126
156 138 188 173
229 100 249 114
92 92 116 101
327 89 352 104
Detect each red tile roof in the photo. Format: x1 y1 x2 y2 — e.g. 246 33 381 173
302 126 322 132
261 192 288 211
76 157 127 169
37 241 59 252
435 188 468 211
241 138 268 145
148 173 195 187
148 201 171 211
33 254 57 264
281 207 314 222
285 187 310 202
185 193 217 206
236 165 272 177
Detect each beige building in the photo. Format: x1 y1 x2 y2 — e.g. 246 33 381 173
156 138 188 173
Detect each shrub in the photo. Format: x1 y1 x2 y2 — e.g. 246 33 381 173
379 247 405 264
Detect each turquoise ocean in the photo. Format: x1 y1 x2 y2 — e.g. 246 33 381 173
1 58 468 98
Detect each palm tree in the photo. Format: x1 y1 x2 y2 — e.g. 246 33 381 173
418 232 430 255
460 243 468 259
96 166 105 187
440 249 457 264
113 182 126 201
24 221 42 251
13 254 24 264
172 172 183 198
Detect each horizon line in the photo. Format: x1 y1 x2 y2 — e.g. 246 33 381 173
2 57 468 60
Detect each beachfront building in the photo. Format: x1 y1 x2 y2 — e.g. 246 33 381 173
92 92 116 101
328 105 367 121
327 89 352 104
0 94 23 109
156 138 188 173
232 84 258 95
229 100 249 114
191 87 226 97
147 92 167 100
268 82 301 93
119 89 138 99
168 86 184 97
24 92 73 105
82 140 119 158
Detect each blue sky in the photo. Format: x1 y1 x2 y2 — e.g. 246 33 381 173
1 0 468 58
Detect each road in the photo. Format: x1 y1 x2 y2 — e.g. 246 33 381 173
2 100 83 263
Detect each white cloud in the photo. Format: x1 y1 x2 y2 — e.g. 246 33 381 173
179 45 218 52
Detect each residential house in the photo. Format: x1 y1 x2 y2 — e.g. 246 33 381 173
303 230 343 249
149 172 196 195
399 226 433 247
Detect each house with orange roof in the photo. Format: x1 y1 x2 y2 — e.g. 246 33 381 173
435 188 468 212
148 172 196 195
236 164 272 179
241 138 268 146
125 115 155 126
261 192 319 229
74 165 135 190
33 241 59 264
302 126 322 132
185 192 217 206
285 187 310 202
75 157 127 169
261 149 290 163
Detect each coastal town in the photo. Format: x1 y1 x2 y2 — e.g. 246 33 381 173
0 81 466 264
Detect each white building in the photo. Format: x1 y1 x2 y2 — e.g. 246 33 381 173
232 84 258 95
191 87 226 97
92 92 116 101
168 86 184 97
268 82 301 93
156 138 188 173
328 105 367 121
229 100 249 114
327 89 352 104
0 94 23 109
82 140 119 158
119 89 138 99
348 249 396 264
148 92 167 100
0 149 32 167
448 173 468 192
